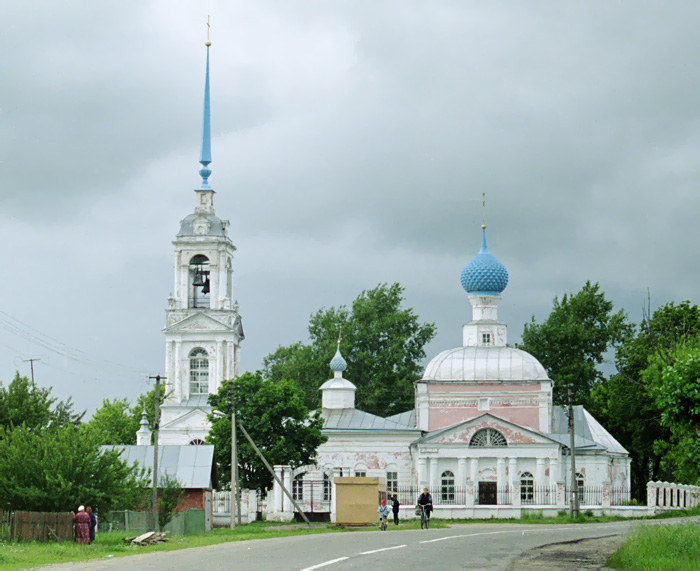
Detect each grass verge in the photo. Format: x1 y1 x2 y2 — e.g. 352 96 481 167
606 521 700 570
0 519 445 569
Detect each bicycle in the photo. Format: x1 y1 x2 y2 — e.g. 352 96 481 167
416 504 430 529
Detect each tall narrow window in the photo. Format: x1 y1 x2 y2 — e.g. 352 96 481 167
386 472 398 493
576 472 585 503
189 348 209 395
520 472 534 503
292 474 304 501
323 474 331 501
482 333 491 345
441 471 455 504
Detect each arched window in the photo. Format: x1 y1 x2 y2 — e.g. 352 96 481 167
441 470 455 503
189 254 210 308
189 439 205 446
189 348 209 395
469 428 507 447
520 472 534 503
292 474 304 501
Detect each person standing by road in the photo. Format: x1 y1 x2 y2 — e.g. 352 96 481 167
392 495 400 525
86 506 97 544
73 506 90 544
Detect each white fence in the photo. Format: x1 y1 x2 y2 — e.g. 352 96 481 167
647 481 700 509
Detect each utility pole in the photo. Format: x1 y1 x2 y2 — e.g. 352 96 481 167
230 380 238 529
23 358 40 389
149 374 165 531
568 385 580 518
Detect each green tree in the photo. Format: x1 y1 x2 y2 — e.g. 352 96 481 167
0 424 149 512
207 372 326 492
264 283 436 416
518 281 630 404
0 372 84 431
82 398 140 445
644 336 700 484
589 301 700 498
158 474 184 529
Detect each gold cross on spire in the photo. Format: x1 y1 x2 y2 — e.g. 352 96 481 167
337 326 342 349
481 192 487 229
205 15 211 47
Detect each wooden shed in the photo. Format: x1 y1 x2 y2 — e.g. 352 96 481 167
334 476 386 525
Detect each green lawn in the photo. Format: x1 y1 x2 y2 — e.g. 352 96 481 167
607 521 700 570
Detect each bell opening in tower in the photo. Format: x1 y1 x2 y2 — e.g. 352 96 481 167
189 254 211 309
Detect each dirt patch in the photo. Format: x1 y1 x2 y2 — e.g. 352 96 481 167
507 534 624 570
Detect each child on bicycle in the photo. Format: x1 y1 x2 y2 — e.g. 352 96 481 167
377 499 390 530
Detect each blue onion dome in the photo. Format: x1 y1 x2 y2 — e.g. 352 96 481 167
460 227 509 295
330 348 347 373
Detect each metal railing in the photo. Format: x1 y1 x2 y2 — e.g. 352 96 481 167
521 486 557 505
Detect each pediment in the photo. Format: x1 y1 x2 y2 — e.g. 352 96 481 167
160 407 210 430
420 413 557 446
164 312 231 333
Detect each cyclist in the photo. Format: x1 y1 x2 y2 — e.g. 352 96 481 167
377 499 390 531
416 487 433 527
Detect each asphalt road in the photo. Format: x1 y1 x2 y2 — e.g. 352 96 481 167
46 517 697 570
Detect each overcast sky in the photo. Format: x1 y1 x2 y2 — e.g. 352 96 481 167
0 1 698 416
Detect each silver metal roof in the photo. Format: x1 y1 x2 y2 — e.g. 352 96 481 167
549 406 628 454
177 213 229 238
423 346 549 382
385 409 416 428
101 445 215 489
322 408 418 431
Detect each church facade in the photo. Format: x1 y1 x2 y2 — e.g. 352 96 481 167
267 227 631 520
158 43 244 446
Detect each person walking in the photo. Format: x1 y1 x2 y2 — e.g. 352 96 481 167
86 506 97 544
73 506 90 544
391 494 400 525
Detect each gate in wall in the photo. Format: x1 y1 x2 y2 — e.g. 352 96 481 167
292 479 331 522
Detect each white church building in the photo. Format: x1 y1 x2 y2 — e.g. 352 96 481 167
267 227 631 520
155 40 631 520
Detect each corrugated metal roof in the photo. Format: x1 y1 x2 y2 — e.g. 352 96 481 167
101 445 214 489
322 408 419 431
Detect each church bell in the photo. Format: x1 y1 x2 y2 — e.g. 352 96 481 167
192 265 206 286
201 277 210 294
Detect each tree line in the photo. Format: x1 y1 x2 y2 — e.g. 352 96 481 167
0 281 696 510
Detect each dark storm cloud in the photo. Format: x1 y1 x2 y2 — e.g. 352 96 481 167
0 1 697 412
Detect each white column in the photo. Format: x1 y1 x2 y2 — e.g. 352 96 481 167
509 457 518 486
496 458 506 493
457 458 467 488
536 458 545 489
174 340 182 400
216 340 224 391
273 466 283 513
470 457 479 483
282 467 292 513
549 458 558 488
418 457 427 487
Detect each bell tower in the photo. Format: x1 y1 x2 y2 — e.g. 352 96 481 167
159 35 244 445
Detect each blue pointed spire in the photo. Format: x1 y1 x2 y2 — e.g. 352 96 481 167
197 44 212 190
